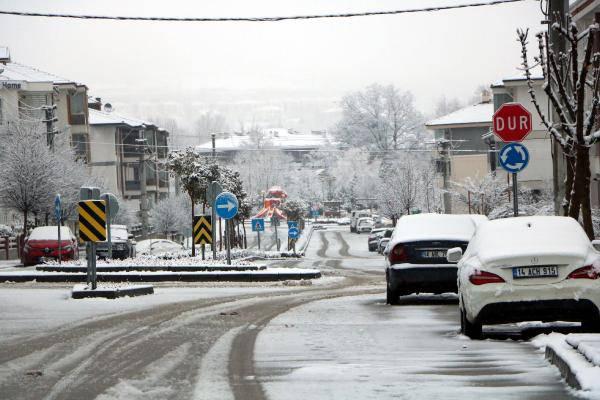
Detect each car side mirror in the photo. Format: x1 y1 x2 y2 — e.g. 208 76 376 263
447 247 463 263
383 245 390 256
592 240 600 251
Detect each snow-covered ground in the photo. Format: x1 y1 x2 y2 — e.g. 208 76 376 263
255 293 574 400
0 286 292 344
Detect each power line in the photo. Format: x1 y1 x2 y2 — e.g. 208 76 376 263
0 1 526 23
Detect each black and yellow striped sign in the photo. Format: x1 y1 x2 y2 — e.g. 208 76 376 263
193 215 212 245
78 200 106 242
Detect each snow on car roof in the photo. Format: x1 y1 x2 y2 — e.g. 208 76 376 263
470 216 591 263
29 226 73 240
390 213 483 245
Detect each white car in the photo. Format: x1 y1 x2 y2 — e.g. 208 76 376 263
356 217 374 233
136 239 185 256
451 216 600 339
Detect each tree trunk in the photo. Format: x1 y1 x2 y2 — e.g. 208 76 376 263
579 147 595 239
242 219 247 249
563 155 575 217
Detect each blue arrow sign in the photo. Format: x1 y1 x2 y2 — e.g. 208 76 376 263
288 226 300 239
54 194 61 222
252 218 265 232
499 143 530 173
215 192 239 220
287 221 298 228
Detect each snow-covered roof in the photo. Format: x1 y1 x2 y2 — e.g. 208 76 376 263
196 128 332 152
89 108 155 129
0 62 74 85
426 103 493 129
470 216 593 264
390 213 484 245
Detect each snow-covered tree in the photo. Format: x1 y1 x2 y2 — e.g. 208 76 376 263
281 199 308 221
518 23 600 239
336 84 424 151
149 195 189 236
0 121 101 228
377 157 420 224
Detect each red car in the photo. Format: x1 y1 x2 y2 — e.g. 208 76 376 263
21 226 79 266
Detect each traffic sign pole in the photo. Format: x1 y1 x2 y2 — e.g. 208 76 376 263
226 220 231 265
513 173 519 217
257 230 261 250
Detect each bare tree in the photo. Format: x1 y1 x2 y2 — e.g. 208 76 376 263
336 84 424 151
377 157 420 224
518 21 600 239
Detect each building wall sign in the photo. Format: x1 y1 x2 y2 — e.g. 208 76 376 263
1 81 24 90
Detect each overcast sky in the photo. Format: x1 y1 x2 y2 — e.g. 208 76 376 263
0 0 544 133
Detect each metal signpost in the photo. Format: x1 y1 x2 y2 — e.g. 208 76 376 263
492 102 533 218
252 218 265 250
207 181 222 259
271 216 280 251
54 194 62 264
100 193 119 259
215 192 238 265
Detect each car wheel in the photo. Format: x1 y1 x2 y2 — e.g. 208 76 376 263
386 286 399 305
460 308 482 339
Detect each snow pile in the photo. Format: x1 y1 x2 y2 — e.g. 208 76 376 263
566 335 600 367
533 333 600 394
45 255 255 267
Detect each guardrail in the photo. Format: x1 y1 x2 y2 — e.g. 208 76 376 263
0 236 20 260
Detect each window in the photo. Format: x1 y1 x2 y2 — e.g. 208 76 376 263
71 133 88 161
68 92 86 125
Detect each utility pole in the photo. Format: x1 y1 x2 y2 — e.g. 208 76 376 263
548 0 568 215
137 131 149 237
42 104 57 151
438 139 452 214
211 133 216 158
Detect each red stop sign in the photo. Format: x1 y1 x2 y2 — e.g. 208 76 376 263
492 102 532 142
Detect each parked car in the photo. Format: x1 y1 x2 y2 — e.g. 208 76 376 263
337 217 351 225
356 217 375 233
385 213 486 305
21 226 79 266
378 237 391 254
368 228 388 251
136 239 185 256
452 216 600 339
96 225 136 259
350 210 372 233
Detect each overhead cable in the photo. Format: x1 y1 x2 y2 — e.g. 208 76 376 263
0 0 526 23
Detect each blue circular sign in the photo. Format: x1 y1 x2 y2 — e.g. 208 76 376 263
288 227 299 239
215 192 239 220
499 143 530 173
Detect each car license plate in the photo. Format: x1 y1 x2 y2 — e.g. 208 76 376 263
420 250 447 258
512 265 558 279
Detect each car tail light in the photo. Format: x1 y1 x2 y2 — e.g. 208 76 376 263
469 270 505 285
567 265 599 280
389 245 408 264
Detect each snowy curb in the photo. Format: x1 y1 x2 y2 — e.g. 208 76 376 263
533 333 600 394
71 284 154 299
0 268 321 283
36 264 267 272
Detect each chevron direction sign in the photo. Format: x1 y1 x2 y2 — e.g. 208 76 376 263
194 215 213 245
78 200 107 242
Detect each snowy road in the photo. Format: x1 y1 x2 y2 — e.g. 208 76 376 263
0 226 582 399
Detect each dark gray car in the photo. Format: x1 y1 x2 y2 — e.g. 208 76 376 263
96 225 136 259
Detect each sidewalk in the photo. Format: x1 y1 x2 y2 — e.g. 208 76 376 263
0 259 23 270
533 333 600 396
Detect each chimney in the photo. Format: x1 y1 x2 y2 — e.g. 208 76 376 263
481 89 492 104
0 47 10 64
88 97 102 111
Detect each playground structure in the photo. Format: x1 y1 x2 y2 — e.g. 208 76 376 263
253 186 287 220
